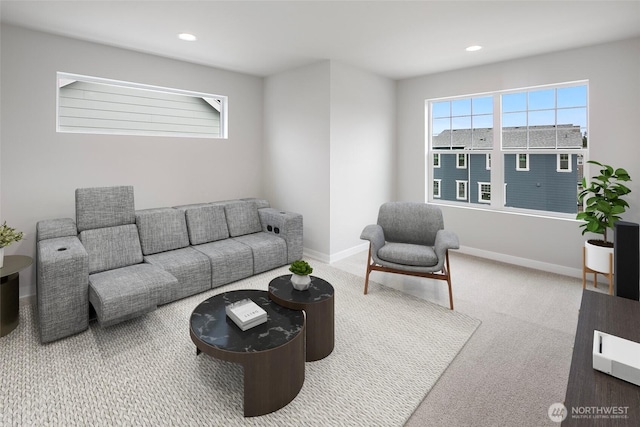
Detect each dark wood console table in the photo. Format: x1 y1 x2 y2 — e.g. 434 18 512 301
563 290 640 426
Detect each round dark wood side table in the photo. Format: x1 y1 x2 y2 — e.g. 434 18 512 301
268 275 335 361
190 289 305 417
1 255 33 337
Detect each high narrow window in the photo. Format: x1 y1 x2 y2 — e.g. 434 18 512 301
57 72 228 138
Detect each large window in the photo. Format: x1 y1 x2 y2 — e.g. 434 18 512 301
57 72 228 138
427 81 587 216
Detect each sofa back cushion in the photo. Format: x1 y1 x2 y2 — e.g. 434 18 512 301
135 208 190 255
76 186 135 232
224 201 262 237
79 224 143 274
185 205 229 245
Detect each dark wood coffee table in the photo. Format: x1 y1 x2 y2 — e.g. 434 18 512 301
268 275 335 361
189 289 305 417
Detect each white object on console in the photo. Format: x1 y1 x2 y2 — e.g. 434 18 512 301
592 330 640 387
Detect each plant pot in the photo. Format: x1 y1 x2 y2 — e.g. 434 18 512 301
585 240 614 274
291 274 311 291
0 247 3 268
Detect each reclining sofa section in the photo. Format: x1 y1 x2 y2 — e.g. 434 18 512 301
36 186 303 343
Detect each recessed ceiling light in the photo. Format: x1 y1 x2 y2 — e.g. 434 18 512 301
178 33 197 42
465 45 483 52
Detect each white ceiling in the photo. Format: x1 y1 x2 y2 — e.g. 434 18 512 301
2 1 640 79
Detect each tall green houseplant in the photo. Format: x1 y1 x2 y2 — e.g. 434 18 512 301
577 160 632 245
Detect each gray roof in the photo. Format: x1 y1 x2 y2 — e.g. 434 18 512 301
433 124 583 149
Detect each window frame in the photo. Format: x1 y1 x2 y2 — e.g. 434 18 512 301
516 153 530 171
56 72 228 139
433 153 441 168
433 179 442 198
478 182 491 204
456 153 467 169
456 180 468 201
426 80 588 219
557 153 572 172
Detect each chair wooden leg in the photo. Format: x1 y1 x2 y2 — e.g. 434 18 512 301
445 250 454 310
364 244 372 295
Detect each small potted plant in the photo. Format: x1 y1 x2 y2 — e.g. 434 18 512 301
0 221 24 268
577 160 632 273
289 260 313 291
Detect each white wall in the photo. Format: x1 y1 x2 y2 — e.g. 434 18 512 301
0 25 264 297
263 62 332 256
397 37 640 275
264 60 396 262
329 61 395 260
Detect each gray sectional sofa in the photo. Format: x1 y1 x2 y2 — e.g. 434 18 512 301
35 186 303 343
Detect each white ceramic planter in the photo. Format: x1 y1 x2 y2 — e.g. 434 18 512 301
291 274 311 291
0 247 4 268
585 240 614 274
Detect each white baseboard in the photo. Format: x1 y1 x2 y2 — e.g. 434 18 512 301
308 242 589 281
304 242 369 265
303 248 331 264
457 245 584 279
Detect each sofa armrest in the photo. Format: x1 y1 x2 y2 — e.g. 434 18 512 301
37 236 89 343
36 218 78 242
258 208 303 263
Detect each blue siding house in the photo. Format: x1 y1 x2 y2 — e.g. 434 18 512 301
432 125 582 214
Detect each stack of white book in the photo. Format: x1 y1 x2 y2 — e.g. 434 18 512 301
225 298 268 331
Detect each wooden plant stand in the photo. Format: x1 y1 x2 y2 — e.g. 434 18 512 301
582 246 613 295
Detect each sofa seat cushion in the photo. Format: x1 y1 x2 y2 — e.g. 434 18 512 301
184 205 229 245
232 232 287 274
193 239 253 288
79 224 144 274
136 208 190 255
377 242 438 267
224 201 262 237
88 264 178 327
144 247 212 303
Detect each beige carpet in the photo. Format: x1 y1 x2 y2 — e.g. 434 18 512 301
332 250 591 427
1 262 479 426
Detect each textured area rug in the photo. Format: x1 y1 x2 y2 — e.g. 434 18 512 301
1 263 480 426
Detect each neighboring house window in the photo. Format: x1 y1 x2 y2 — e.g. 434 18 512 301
434 153 440 168
478 182 491 203
57 72 228 138
516 154 529 171
457 153 467 169
456 180 468 200
427 81 587 216
557 154 572 172
434 179 441 198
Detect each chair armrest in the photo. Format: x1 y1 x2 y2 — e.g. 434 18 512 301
36 218 77 242
37 236 89 343
434 229 460 260
360 224 386 253
258 208 303 263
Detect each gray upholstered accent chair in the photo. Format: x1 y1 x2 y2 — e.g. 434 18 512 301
360 202 459 309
